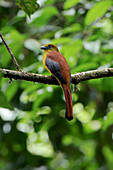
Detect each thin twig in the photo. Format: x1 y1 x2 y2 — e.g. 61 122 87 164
0 32 21 71
1 68 113 85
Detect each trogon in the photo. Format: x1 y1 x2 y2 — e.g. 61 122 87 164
41 44 73 121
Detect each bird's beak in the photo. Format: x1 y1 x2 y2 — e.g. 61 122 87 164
41 46 48 50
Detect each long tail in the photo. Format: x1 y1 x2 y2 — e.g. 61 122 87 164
62 84 73 121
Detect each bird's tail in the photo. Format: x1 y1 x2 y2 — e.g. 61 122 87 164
62 84 73 121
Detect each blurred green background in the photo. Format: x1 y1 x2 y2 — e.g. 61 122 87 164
0 0 113 169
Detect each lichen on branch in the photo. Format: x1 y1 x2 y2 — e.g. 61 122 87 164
1 68 113 85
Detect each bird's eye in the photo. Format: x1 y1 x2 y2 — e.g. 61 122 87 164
48 44 53 48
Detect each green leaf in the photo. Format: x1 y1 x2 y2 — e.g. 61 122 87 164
61 24 82 35
74 62 98 72
60 40 82 67
103 146 113 169
33 89 52 111
79 140 96 159
0 90 13 110
51 37 72 44
16 0 39 17
30 6 58 27
84 120 101 134
102 111 113 131
89 78 113 92
73 103 92 123
64 0 80 10
0 30 26 67
27 130 54 157
61 40 82 56
5 81 18 102
24 38 40 54
85 1 112 25
37 106 51 115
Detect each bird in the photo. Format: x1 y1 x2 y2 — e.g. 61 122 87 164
41 43 73 121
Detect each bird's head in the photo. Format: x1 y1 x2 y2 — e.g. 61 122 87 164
41 44 59 53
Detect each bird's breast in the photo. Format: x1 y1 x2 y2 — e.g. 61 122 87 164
43 54 52 74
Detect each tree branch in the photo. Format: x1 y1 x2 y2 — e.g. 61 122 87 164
72 68 113 84
0 68 113 85
0 32 21 71
1 33 113 85
0 69 59 85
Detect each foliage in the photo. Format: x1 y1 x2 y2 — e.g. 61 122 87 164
16 0 39 17
0 0 113 169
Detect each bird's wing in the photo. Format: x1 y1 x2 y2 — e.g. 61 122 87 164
45 57 66 84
